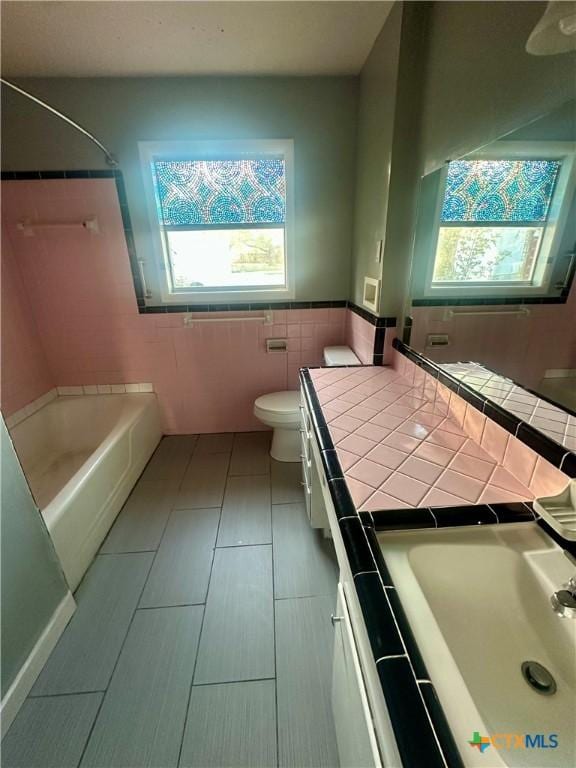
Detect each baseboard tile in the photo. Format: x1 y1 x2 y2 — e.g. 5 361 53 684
0 591 76 738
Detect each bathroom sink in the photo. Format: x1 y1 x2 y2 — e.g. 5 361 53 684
378 524 576 768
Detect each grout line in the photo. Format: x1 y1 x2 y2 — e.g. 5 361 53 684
176 476 224 767
215 540 273 549
27 689 107 699
191 676 277 688
136 601 206 611
76 527 158 765
488 504 500 523
274 592 337 602
269 464 280 768
98 549 158 555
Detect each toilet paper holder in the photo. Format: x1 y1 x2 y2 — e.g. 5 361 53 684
266 338 288 353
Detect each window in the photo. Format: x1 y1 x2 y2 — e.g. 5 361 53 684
139 140 294 303
424 144 575 298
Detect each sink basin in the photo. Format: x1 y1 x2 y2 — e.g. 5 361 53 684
378 524 576 767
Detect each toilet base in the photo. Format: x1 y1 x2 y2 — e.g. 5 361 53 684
270 427 300 462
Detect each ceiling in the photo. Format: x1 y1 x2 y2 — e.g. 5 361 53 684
0 1 393 77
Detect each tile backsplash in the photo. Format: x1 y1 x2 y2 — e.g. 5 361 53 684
440 362 576 452
392 349 571 500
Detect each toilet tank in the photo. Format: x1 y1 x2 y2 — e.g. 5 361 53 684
323 346 361 366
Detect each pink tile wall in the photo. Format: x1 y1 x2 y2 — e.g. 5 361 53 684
392 350 570 500
383 326 397 365
1 226 55 416
345 310 376 364
410 289 576 389
1 180 347 433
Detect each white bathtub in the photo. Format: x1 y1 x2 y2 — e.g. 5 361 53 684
9 394 162 590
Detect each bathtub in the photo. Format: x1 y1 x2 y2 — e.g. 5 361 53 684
9 394 162 590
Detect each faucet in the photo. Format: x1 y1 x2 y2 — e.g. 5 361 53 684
551 576 576 618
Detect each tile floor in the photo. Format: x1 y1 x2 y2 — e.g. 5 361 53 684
3 433 340 768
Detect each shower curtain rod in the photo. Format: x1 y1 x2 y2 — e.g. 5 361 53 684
0 78 118 167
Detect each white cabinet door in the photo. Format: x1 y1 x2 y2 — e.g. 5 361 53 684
332 583 382 768
299 397 312 520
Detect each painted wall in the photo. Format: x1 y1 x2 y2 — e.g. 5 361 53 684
409 280 576 390
1 179 348 432
1 417 70 697
1 76 358 301
419 1 576 176
350 3 401 308
1 226 55 415
351 1 431 318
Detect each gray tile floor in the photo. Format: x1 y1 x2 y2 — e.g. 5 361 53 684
3 433 340 768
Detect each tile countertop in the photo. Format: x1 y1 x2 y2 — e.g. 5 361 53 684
308 364 570 516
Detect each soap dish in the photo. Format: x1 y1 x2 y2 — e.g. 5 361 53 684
533 479 576 541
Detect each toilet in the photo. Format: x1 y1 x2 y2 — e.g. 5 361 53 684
254 345 361 462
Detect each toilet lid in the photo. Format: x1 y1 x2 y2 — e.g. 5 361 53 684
254 390 300 414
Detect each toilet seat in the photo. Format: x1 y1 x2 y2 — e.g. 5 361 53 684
254 391 300 425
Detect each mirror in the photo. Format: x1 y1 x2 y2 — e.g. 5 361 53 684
407 100 575 450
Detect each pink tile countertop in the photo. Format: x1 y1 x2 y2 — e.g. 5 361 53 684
309 364 570 512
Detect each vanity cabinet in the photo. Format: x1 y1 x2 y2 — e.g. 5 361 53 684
333 582 382 768
299 400 329 530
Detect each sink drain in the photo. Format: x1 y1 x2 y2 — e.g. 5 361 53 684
521 661 557 695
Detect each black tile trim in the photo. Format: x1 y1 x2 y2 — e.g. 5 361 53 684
412 295 569 307
392 339 576 473
314 425 336 453
373 326 386 366
432 505 497 527
354 573 405 660
339 517 378 575
376 657 448 768
487 501 536 523
370 507 437 531
560 452 576 478
326 478 357 520
362 527 394 586
364 524 463 767
2 169 119 180
347 301 397 327
135 299 350 313
483 401 522 435
516 422 567 468
319 448 343 481
387 589 429 681
419 683 466 768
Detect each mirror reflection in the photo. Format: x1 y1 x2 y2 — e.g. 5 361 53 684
408 100 576 448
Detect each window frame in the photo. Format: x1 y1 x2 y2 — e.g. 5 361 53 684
139 139 295 304
423 141 576 299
